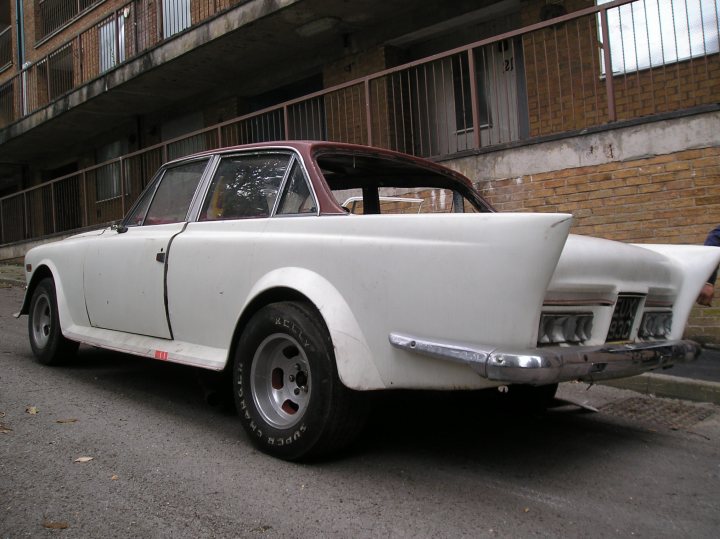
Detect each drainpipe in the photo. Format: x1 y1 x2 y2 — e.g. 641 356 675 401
15 0 28 116
15 0 24 66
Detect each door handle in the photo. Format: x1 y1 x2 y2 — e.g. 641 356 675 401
156 252 166 263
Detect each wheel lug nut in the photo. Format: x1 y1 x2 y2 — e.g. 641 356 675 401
289 375 295 382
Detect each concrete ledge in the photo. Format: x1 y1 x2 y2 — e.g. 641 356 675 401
602 373 720 405
449 110 720 182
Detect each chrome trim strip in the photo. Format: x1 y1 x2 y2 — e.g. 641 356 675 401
389 333 700 386
542 298 615 307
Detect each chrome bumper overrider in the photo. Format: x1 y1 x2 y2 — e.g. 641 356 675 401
388 333 700 385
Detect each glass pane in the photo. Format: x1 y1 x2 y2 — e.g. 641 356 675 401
201 154 291 221
126 181 156 226
144 159 208 225
277 162 316 215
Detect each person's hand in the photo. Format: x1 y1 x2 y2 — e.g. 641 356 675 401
697 282 715 306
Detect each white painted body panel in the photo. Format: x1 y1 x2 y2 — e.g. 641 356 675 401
546 235 720 344
22 213 720 391
631 243 720 339
164 213 572 389
83 223 185 339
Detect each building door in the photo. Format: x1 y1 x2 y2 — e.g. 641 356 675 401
476 38 522 147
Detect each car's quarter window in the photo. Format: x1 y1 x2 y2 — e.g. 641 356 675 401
200 153 291 221
276 162 317 215
125 179 158 226
143 159 210 225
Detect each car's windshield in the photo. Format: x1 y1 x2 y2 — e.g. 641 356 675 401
315 152 492 214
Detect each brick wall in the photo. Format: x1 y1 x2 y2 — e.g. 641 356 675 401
520 0 720 137
475 146 720 341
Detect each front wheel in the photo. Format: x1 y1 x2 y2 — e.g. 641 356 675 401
233 301 367 460
28 278 79 365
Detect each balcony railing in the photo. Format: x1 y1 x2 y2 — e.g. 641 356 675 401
1 0 719 247
37 0 104 40
0 1 248 126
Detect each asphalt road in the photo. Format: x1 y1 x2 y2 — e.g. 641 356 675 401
1 284 719 538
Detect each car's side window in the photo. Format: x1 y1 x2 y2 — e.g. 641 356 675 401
200 154 291 221
277 162 317 215
143 160 209 225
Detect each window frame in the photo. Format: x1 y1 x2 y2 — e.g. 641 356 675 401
272 156 319 217
194 150 320 222
122 156 211 227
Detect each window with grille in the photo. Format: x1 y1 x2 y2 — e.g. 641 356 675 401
599 0 720 74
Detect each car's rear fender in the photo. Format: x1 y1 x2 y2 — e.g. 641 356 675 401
239 267 384 390
632 243 720 339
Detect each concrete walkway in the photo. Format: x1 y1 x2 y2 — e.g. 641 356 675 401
2 262 719 404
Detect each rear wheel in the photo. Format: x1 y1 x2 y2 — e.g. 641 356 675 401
233 301 367 460
28 278 79 365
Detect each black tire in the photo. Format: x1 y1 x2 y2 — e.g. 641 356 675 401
233 301 367 461
28 278 79 365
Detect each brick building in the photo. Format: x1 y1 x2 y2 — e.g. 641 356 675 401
0 0 718 339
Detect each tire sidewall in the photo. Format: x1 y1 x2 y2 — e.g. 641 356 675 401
28 278 63 365
234 302 335 460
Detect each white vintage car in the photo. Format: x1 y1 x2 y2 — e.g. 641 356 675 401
18 141 720 460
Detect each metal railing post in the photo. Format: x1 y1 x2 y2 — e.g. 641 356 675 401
364 79 373 146
600 7 617 123
157 0 164 41
23 192 28 240
46 59 52 102
115 11 121 68
467 49 481 150
283 105 289 139
120 158 126 216
51 182 57 233
82 171 89 227
20 70 26 117
78 32 85 83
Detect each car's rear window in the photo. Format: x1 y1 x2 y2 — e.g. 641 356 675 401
315 152 491 215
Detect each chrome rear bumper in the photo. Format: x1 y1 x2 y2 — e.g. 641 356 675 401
388 333 700 385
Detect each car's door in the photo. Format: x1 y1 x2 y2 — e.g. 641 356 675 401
83 158 211 339
164 151 319 348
